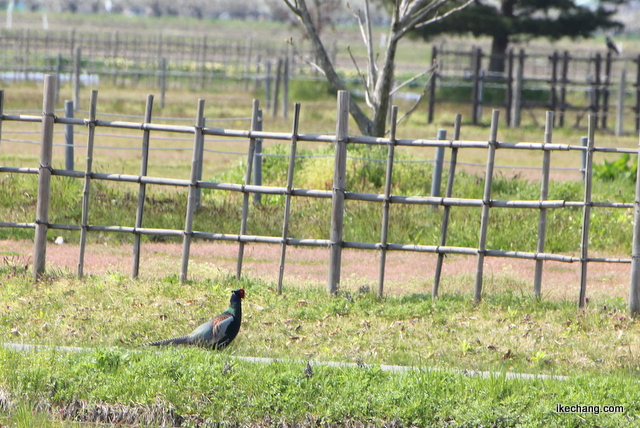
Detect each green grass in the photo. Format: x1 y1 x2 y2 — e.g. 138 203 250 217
1 138 636 256
0 347 637 427
0 264 638 426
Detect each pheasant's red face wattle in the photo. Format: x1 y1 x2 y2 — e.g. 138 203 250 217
237 288 245 299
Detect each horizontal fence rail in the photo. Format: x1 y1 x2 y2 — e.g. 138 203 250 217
2 76 640 313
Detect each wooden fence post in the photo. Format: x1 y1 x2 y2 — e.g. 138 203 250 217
282 56 289 119
159 58 167 109
252 108 263 205
244 37 253 90
328 90 349 294
180 99 205 284
427 45 437 124
33 75 56 279
533 111 553 297
265 61 272 110
132 94 154 279
78 90 98 279
433 114 462 297
471 47 482 125
511 49 524 128
64 100 74 171
272 58 283 118
474 109 500 302
430 129 446 200
559 51 570 128
616 68 626 137
73 46 81 109
505 48 513 127
579 114 595 307
593 54 602 128
378 106 398 298
629 134 640 316
602 52 613 130
236 100 260 279
277 103 301 294
195 115 206 211
55 53 62 104
549 51 559 123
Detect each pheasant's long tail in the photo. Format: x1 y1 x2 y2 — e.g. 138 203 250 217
142 335 192 347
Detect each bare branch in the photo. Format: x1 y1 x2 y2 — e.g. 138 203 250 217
288 39 326 76
347 46 375 108
392 71 435 130
283 0 301 16
395 0 473 41
347 3 369 46
390 63 437 95
363 0 378 86
411 0 474 31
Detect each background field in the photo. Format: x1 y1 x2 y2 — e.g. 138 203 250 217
2 8 640 428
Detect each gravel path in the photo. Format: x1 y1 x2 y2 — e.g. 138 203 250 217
1 239 630 302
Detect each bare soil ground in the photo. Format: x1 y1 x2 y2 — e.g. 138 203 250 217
1 239 630 303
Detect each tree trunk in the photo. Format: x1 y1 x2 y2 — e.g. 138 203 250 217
294 0 374 135
372 33 400 137
489 33 509 73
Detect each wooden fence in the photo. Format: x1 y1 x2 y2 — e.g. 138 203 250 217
429 45 640 134
2 76 640 313
0 28 317 113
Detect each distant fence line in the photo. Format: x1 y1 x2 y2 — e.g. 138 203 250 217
429 45 640 134
6 28 640 131
3 76 640 313
0 28 324 116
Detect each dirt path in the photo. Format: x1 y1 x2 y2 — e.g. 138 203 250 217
1 239 630 302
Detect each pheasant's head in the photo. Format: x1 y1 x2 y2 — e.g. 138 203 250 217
230 288 245 304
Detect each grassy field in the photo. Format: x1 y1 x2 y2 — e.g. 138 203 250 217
2 11 640 427
0 262 638 427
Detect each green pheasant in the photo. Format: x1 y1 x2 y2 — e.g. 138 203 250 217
143 288 245 350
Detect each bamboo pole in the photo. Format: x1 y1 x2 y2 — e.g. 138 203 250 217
433 113 462 297
378 106 398 298
579 114 596 307
180 99 205 284
328 90 349 294
474 109 500 302
277 103 301 294
629 132 640 316
33 75 56 279
533 111 553 297
236 99 260 279
132 94 154 278
78 90 98 279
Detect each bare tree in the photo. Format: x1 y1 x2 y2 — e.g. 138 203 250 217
284 0 472 137
268 0 343 37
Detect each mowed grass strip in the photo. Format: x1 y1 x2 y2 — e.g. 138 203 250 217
1 261 638 378
0 339 637 427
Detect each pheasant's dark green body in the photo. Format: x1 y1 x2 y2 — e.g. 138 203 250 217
143 288 245 350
